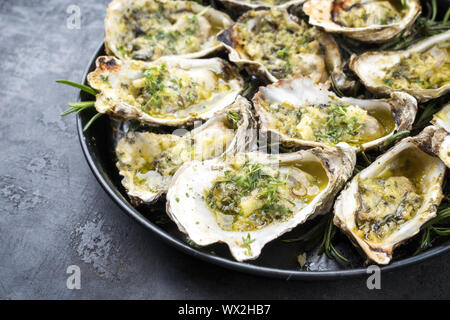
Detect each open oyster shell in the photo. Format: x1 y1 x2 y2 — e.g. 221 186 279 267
252 77 417 151
218 0 305 13
350 31 450 102
303 0 421 43
87 56 244 127
166 144 356 261
334 132 446 265
105 0 233 61
218 8 350 89
116 96 256 206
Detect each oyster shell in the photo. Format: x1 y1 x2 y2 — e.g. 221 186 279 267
116 97 256 206
105 0 233 61
166 144 356 261
218 0 305 12
303 0 421 43
334 132 446 264
252 77 417 151
218 8 350 89
350 31 450 102
431 104 450 168
87 56 244 127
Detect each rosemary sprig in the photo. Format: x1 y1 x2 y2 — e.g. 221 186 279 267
414 203 450 255
320 214 349 263
56 80 97 96
57 80 102 132
330 73 344 98
60 101 95 116
383 130 410 147
82 112 103 132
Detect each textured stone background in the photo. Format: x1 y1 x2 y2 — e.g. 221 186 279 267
0 0 448 299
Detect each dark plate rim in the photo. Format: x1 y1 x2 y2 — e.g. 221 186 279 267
76 42 450 280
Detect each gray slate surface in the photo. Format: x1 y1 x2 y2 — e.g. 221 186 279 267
0 0 448 300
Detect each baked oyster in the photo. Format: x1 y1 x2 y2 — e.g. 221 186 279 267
87 56 244 127
105 0 233 61
252 77 417 151
218 8 349 88
218 0 305 12
350 31 450 102
166 145 356 261
334 132 446 264
303 0 421 43
116 97 256 205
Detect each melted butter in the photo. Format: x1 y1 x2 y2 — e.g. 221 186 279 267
264 101 395 146
116 2 226 61
334 0 406 28
132 63 234 118
382 41 450 90
354 147 435 243
234 9 327 81
208 160 329 232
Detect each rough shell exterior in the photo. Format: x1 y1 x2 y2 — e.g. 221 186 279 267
431 104 450 168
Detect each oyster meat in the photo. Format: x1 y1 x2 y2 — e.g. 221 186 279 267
303 0 421 43
253 77 417 151
105 0 233 61
87 56 244 127
166 145 356 261
218 8 350 88
350 31 450 102
116 97 256 205
334 132 446 264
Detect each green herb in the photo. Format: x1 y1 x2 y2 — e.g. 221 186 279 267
330 73 344 98
383 78 393 87
56 80 97 96
206 161 292 225
383 130 410 147
320 214 349 263
57 80 102 132
187 239 202 249
314 103 364 144
142 64 168 111
241 233 255 256
60 101 95 116
227 110 241 129
82 112 103 132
